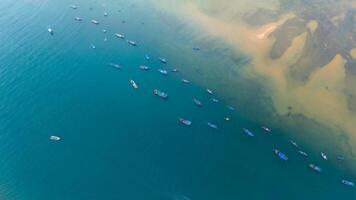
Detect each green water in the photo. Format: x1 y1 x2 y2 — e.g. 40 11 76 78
0 0 355 199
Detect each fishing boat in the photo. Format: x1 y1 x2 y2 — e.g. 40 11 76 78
290 140 299 147
243 128 254 137
48 28 53 35
181 79 190 84
179 118 192 126
115 33 125 39
91 20 99 24
207 122 218 129
130 79 138 89
158 69 168 76
154 89 168 99
321 152 328 160
341 180 354 187
90 44 96 49
50 135 61 141
273 149 288 161
139 65 150 70
74 17 83 21
109 63 121 69
70 5 77 9
298 150 308 157
145 54 150 60
127 40 137 46
158 57 167 63
206 89 213 94
309 164 322 172
261 126 272 132
193 98 202 107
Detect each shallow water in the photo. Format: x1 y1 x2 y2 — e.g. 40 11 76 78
0 0 355 199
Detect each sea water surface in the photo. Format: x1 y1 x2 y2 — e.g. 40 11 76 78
0 0 355 199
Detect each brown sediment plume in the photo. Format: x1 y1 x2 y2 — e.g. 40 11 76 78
146 0 356 161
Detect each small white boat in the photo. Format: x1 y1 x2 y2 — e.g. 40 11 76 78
171 68 179 72
158 57 167 63
224 117 230 121
321 152 328 160
109 63 121 69
226 106 235 111
48 28 53 35
139 65 150 70
290 140 298 148
261 126 272 132
145 54 150 60
127 40 137 46
193 98 202 107
104 12 108 16
211 98 219 103
130 79 138 89
181 79 190 84
206 89 213 94
243 128 254 137
74 17 83 21
91 20 99 24
90 44 96 49
309 164 322 172
115 33 125 39
179 118 192 126
207 122 218 129
102 29 107 33
70 5 77 9
50 135 61 141
158 69 168 76
298 150 308 157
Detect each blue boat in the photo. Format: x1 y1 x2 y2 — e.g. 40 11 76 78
273 149 288 161
341 180 354 187
309 164 322 172
243 128 254 137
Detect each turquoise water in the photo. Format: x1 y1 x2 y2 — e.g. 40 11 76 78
0 0 355 199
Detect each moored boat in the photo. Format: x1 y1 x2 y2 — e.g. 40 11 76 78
127 40 137 46
193 98 202 107
211 98 219 103
298 150 308 157
309 164 322 172
74 17 83 21
158 69 168 76
109 63 121 69
243 128 254 137
179 118 192 126
290 140 299 147
206 88 213 94
153 89 168 99
321 152 328 160
50 135 61 141
261 126 272 132
139 65 150 70
130 79 138 89
70 5 77 9
90 44 96 49
145 54 150 60
48 28 53 35
273 149 288 161
158 57 167 63
181 79 190 84
207 122 218 129
341 180 354 187
115 33 125 39
91 19 99 24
